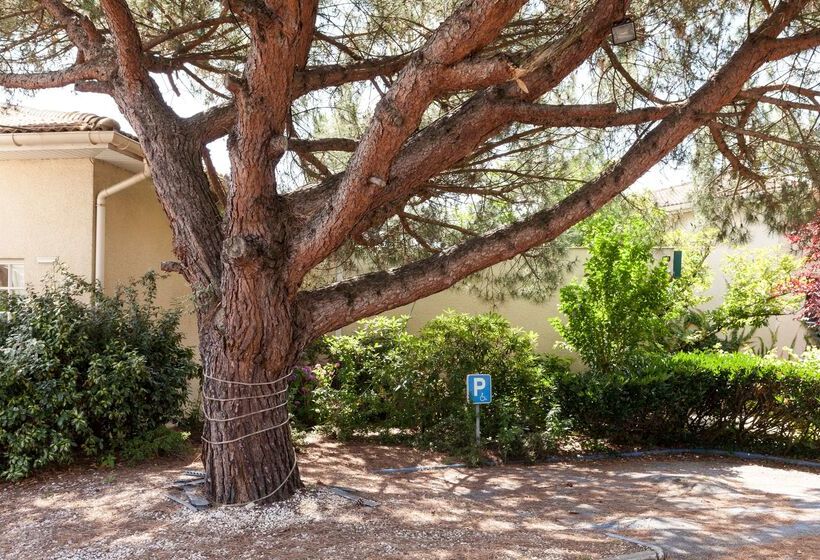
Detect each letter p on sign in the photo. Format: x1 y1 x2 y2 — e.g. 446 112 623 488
466 374 492 404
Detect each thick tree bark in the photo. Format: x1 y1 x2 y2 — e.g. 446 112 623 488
198 285 305 504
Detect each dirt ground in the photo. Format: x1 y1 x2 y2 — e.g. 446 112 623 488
1 435 818 560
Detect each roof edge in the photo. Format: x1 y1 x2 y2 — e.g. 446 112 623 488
0 129 143 160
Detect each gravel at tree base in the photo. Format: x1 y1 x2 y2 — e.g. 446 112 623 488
1 435 818 559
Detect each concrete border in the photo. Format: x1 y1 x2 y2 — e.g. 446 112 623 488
374 463 467 474
603 532 665 560
374 448 820 476
535 448 820 469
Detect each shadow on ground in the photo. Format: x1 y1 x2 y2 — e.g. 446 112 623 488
1 436 818 559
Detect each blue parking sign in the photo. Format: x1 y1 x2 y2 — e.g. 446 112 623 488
466 374 492 404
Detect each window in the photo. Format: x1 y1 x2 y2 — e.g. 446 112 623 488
0 262 24 295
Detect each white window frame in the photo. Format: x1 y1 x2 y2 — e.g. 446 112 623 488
0 260 25 295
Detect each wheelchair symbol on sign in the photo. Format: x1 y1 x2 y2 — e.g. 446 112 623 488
466 374 492 405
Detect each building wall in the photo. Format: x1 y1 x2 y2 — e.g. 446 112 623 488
342 253 589 360
360 271 578 362
94 162 198 349
344 249 673 369
0 158 198 351
0 159 95 286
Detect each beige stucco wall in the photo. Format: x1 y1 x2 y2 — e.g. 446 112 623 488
363 276 578 363
94 162 198 349
0 157 198 352
342 253 589 360
345 249 674 368
0 159 95 286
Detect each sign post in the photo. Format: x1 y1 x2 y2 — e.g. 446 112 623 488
466 374 492 449
475 404 481 448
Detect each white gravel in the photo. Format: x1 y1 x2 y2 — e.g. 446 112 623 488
168 487 349 534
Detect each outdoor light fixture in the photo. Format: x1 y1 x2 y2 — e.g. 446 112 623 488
611 19 637 45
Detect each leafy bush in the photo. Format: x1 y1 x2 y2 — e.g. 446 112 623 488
553 216 804 362
296 315 818 460
120 426 190 464
551 216 679 371
409 313 560 459
297 313 569 460
301 316 417 436
0 271 198 480
672 249 804 352
554 351 820 453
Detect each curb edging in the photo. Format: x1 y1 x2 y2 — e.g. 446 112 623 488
603 532 665 560
373 448 820 476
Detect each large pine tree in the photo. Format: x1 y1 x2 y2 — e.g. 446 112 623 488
2 0 819 504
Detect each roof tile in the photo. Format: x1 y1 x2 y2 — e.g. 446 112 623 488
0 105 122 133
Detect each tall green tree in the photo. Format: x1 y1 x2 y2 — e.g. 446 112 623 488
551 216 675 371
2 0 820 503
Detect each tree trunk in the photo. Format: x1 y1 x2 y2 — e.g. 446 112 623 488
199 270 304 505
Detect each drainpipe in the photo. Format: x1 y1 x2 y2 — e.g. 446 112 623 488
94 164 150 288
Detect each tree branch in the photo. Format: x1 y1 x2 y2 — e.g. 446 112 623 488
288 0 529 285
88 2 223 287
602 41 673 105
401 211 477 236
100 0 150 88
398 213 440 253
737 84 820 111
294 55 411 95
708 123 765 182
298 0 811 337
0 61 108 89
737 91 820 111
304 0 617 244
188 103 236 144
289 137 358 153
714 121 820 150
768 29 820 60
500 101 678 128
186 53 413 144
40 0 104 57
143 14 234 50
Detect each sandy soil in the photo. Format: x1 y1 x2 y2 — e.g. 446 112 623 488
717 536 820 559
1 436 818 559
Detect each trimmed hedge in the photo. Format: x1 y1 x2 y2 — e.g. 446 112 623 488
297 315 819 459
554 352 820 454
0 272 198 480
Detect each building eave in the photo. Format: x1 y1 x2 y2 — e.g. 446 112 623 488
0 130 145 173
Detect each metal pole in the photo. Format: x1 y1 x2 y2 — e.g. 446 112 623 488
475 404 481 448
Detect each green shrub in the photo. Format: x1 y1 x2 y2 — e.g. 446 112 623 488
120 426 190 464
551 217 679 372
554 351 820 453
297 312 569 460
0 271 198 480
409 312 561 459
669 249 804 353
300 316 418 436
